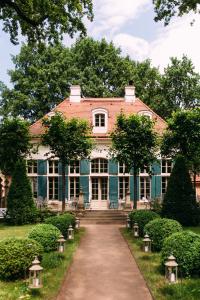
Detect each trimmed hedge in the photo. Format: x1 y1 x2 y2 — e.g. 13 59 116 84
129 210 160 236
161 231 200 277
144 218 182 251
45 213 76 238
28 224 61 252
0 238 43 280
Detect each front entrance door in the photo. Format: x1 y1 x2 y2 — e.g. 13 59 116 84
91 177 108 209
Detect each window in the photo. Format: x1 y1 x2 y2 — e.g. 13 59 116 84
119 177 129 199
48 160 59 174
162 177 169 195
140 166 150 174
95 114 105 127
91 158 108 173
119 163 129 174
70 177 80 199
29 177 38 198
27 160 37 174
138 110 152 119
48 177 59 200
162 160 172 174
69 161 80 174
140 177 151 199
91 177 108 200
92 108 108 133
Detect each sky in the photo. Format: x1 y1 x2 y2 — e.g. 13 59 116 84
0 0 200 87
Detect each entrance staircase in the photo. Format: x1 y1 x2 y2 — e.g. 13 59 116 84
79 210 129 225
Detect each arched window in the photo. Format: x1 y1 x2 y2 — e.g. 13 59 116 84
92 108 108 133
138 110 152 119
91 158 108 173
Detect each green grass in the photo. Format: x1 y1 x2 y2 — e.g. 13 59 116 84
121 228 200 300
0 224 85 300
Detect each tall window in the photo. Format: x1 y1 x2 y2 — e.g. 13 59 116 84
27 160 37 174
48 177 58 200
91 158 108 173
29 177 38 198
162 160 172 173
140 177 151 199
69 161 80 174
119 177 129 199
162 177 169 195
48 160 59 174
91 177 108 200
140 165 150 174
70 177 80 199
95 114 105 127
119 163 129 174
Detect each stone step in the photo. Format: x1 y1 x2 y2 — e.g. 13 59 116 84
81 219 126 224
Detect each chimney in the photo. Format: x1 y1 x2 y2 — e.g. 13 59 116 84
69 85 81 102
125 85 135 102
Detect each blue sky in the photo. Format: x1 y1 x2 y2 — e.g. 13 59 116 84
1 0 200 87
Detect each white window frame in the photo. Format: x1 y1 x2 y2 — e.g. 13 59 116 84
69 177 80 200
48 160 59 174
161 176 170 196
91 158 108 174
118 163 129 175
161 159 172 175
48 176 59 200
92 108 108 133
138 110 152 119
140 176 151 200
69 161 80 175
119 177 129 200
27 160 38 174
29 176 38 198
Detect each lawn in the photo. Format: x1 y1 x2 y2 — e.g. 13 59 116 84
121 228 200 300
0 223 85 300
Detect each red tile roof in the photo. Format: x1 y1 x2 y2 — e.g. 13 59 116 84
30 97 166 137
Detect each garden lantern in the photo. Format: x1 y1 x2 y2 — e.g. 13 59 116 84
126 215 131 229
57 234 66 253
133 222 139 237
142 234 151 252
68 224 74 240
165 255 178 284
75 217 80 229
29 256 43 289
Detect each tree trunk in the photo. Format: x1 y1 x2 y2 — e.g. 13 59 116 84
61 162 66 212
133 169 138 209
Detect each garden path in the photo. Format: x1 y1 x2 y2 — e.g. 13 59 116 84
56 224 152 300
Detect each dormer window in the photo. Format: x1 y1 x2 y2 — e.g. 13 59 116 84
138 110 152 119
92 108 108 133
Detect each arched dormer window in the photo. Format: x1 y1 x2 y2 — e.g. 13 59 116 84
92 108 108 133
138 110 152 119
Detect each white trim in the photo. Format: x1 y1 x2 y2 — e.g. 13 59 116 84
92 108 108 134
138 110 153 119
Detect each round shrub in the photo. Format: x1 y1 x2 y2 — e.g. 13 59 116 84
129 210 160 236
28 224 61 252
144 218 182 251
161 231 200 277
0 238 43 280
45 213 75 238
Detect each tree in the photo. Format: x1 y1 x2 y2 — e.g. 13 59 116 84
161 156 199 226
6 159 37 225
0 0 93 45
0 38 161 122
161 109 200 192
110 113 158 209
153 0 200 25
157 56 200 119
42 113 93 211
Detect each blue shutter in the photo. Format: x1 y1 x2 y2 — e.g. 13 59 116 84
38 176 47 198
109 176 118 202
152 161 161 175
155 176 161 198
58 176 62 200
80 160 90 175
80 176 89 202
109 160 118 175
38 160 47 175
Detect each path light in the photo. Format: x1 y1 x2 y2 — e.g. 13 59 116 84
68 224 74 240
133 222 139 237
126 215 131 229
57 234 66 253
75 217 80 229
142 234 151 252
165 255 178 284
29 256 43 289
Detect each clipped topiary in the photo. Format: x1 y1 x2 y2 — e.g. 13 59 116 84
6 159 37 225
144 218 182 251
0 238 43 280
129 210 160 236
45 213 76 238
162 156 199 226
28 223 61 252
161 231 200 277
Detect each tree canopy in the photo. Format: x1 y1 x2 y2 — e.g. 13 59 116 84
0 0 93 44
153 0 200 25
110 113 158 209
42 113 93 210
